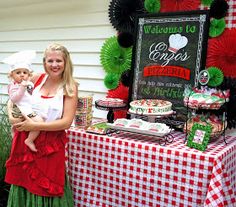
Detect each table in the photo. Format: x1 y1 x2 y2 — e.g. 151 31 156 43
66 128 236 207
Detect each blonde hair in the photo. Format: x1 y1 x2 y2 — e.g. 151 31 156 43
43 43 77 97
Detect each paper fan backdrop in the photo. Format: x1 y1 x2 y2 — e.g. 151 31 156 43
144 0 161 13
207 66 224 87
100 36 132 75
107 83 129 101
206 28 236 78
107 83 129 120
104 73 120 89
108 0 145 33
201 0 214 6
160 0 200 13
120 70 131 87
209 0 229 19
117 32 134 48
209 18 226 38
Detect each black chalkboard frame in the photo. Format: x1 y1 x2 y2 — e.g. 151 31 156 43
128 10 210 116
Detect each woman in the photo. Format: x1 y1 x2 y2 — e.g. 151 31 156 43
5 43 78 207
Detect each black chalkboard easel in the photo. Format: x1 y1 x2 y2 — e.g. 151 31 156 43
129 10 210 121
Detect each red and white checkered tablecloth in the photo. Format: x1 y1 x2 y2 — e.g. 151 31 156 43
225 0 236 28
200 0 236 28
66 129 236 207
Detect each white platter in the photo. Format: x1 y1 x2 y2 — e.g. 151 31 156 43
107 123 172 137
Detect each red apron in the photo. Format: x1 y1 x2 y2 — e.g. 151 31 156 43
5 130 67 197
5 73 67 197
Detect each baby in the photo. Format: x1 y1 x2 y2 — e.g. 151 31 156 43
3 50 44 152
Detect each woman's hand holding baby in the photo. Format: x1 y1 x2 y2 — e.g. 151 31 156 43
14 114 35 131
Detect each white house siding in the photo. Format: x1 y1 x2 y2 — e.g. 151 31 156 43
0 0 116 118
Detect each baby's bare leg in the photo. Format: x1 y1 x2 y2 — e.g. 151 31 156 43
25 131 40 152
24 115 44 152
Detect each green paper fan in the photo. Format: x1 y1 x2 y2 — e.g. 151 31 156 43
209 18 226 38
100 36 132 75
144 0 161 13
201 0 213 6
104 73 120 89
207 66 224 87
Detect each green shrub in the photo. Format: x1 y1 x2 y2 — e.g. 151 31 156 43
0 103 12 181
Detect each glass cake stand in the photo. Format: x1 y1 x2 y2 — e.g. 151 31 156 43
95 100 127 123
128 109 176 125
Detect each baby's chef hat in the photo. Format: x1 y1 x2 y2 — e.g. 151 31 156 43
2 50 36 72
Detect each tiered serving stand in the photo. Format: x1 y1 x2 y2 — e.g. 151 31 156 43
106 108 175 146
184 90 227 144
95 100 127 123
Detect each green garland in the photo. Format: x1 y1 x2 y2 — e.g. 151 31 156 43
100 36 132 75
209 18 226 38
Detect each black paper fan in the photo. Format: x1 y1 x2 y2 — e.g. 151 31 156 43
120 70 131 87
210 0 229 19
117 32 134 48
220 77 236 90
108 0 145 33
220 76 236 129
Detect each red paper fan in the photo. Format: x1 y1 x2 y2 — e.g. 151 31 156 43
160 0 200 12
106 82 129 101
107 82 129 120
206 28 236 78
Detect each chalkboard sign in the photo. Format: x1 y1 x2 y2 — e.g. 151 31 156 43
129 10 210 115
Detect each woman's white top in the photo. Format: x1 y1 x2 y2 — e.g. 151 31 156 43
32 75 64 122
